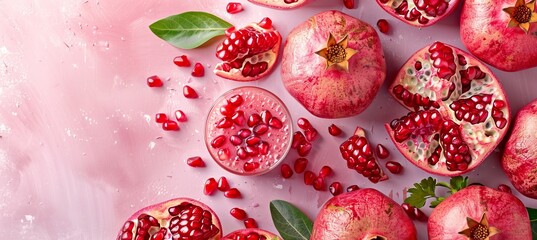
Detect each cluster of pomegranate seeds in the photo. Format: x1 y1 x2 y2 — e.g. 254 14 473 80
376 19 390 33
183 85 199 99
492 99 508 128
450 94 492 124
204 177 242 198
187 156 205 168
429 42 457 80
244 218 258 228
343 0 355 9
385 161 403 174
167 203 221 239
440 120 472 171
401 203 428 222
230 207 248 220
328 124 343 136
155 111 188 131
292 117 318 157
173 55 191 67
280 163 293 178
226 2 244 14
329 182 343 196
497 184 512 193
379 0 448 25
191 62 205 77
146 75 163 88
392 84 440 110
226 231 267 240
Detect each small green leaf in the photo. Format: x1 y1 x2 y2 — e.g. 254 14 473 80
449 176 468 192
430 197 444 208
405 177 437 208
270 200 313 240
528 207 537 239
149 11 232 49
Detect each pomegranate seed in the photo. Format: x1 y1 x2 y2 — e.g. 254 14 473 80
224 188 242 198
297 141 312 157
386 161 403 174
245 136 261 146
247 114 262 127
211 135 227 148
218 148 231 161
304 128 318 142
260 110 273 123
162 121 180 131
377 19 390 34
237 147 248 160
401 203 416 219
281 164 293 179
346 185 360 192
225 26 236 37
343 0 355 9
191 62 204 77
244 218 258 228
173 55 191 67
328 124 343 136
187 156 205 167
146 75 163 87
218 177 230 191
220 102 236 116
415 61 422 70
229 135 242 146
155 113 168 123
297 117 313 130
243 162 260 172
253 123 269 136
268 117 283 129
413 207 428 222
174 110 188 122
238 129 252 139
229 94 244 107
258 141 269 155
230 208 248 220
183 85 199 99
304 171 316 185
376 144 390 159
291 131 306 149
497 184 512 193
232 111 246 126
204 178 218 195
329 182 343 196
294 158 308 174
258 17 272 29
318 166 333 178
313 177 325 191
216 117 234 128
226 2 244 14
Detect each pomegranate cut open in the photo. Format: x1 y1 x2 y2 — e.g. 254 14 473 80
376 0 461 27
247 0 309 9
386 42 510 176
214 18 282 81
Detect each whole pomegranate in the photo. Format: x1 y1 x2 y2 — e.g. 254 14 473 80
386 42 510 176
248 0 309 9
502 99 537 199
281 10 386 118
222 228 282 240
116 198 222 240
460 0 537 71
215 18 281 81
311 188 417 240
428 185 531 239
376 0 461 27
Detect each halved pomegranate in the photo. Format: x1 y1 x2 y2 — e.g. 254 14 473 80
247 0 309 9
116 198 222 240
222 228 282 240
386 42 510 176
376 0 461 27
214 18 281 81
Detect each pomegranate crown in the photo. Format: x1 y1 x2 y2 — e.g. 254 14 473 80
503 0 537 33
315 33 357 72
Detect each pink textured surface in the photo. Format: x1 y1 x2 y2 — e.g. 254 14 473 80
0 0 536 239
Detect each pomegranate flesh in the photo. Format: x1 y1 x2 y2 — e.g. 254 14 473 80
223 228 282 240
428 185 531 239
215 18 281 81
311 188 417 240
386 42 510 176
247 0 309 9
116 198 222 240
501 98 537 199
376 0 461 27
281 10 386 118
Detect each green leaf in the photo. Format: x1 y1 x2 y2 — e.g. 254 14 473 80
449 176 468 192
149 11 232 49
404 177 437 208
430 197 444 208
270 200 313 240
528 207 537 240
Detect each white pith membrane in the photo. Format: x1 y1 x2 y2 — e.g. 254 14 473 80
388 43 508 174
378 0 452 25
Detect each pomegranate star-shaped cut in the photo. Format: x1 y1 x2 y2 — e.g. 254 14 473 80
315 33 357 72
503 0 537 33
458 213 499 240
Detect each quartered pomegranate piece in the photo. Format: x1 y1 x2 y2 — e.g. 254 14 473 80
214 18 282 81
116 198 222 240
376 0 461 27
205 87 292 175
386 42 510 176
247 0 309 9
222 228 283 240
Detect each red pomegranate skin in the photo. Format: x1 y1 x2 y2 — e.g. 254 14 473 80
281 10 386 118
428 185 531 239
502 99 537 199
311 188 417 240
460 0 537 72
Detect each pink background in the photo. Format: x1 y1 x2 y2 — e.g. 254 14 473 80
1 0 536 239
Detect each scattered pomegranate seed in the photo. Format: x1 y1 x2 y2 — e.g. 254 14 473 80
294 158 308 174
304 171 316 185
386 161 403 174
146 75 163 87
174 110 188 122
328 124 343 136
281 163 293 179
313 177 325 191
183 85 199 99
173 55 191 67
497 184 512 193
297 142 312 157
218 177 230 192
187 156 205 167
155 113 168 123
224 188 242 198
401 203 415 219
318 166 333 178
204 178 218 195
230 208 248 220
291 131 306 149
297 117 313 130
191 62 205 77
304 128 318 142
377 19 390 34
162 121 180 131
343 0 355 9
413 207 428 222
376 144 390 159
258 17 272 29
346 185 360 192
244 218 258 228
329 182 343 196
226 2 244 14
